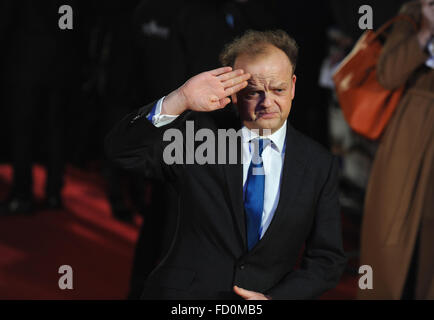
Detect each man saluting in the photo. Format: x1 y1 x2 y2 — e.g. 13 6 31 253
106 30 347 300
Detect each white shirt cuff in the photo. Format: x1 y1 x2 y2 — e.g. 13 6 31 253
148 96 179 127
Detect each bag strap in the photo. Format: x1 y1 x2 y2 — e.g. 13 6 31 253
369 15 418 43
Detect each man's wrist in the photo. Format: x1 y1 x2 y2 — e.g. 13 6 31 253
161 88 188 116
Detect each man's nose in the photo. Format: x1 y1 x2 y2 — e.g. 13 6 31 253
261 93 273 108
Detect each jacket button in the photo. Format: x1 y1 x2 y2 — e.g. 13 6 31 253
239 264 245 270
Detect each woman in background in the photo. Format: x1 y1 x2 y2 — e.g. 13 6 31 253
358 0 434 299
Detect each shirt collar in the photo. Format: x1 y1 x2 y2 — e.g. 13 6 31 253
241 120 287 154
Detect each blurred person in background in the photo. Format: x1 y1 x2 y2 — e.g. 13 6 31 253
0 0 84 215
271 0 332 148
169 0 275 88
0 1 15 163
358 0 434 299
127 0 186 299
97 0 147 223
72 0 148 223
319 1 411 268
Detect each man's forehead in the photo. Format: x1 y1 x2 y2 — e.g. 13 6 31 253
234 44 291 64
234 51 293 79
247 76 289 87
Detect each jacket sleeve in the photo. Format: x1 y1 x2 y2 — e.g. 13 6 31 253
104 100 187 182
265 156 348 299
377 3 429 90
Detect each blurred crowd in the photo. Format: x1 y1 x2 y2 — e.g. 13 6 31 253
1 0 424 299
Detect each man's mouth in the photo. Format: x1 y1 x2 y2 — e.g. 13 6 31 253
257 112 278 119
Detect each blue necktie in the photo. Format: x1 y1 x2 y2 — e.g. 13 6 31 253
244 138 268 251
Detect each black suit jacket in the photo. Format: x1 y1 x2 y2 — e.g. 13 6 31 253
105 101 347 300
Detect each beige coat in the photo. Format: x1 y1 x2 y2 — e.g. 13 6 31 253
358 2 434 300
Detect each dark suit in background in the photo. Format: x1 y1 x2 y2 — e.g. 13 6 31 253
169 0 276 89
127 0 187 299
3 0 84 211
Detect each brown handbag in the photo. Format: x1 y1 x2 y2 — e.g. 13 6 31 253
333 15 417 140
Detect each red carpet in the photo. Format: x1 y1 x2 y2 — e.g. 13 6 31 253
0 164 358 300
0 164 141 299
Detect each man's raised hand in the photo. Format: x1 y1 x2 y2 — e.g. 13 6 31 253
162 67 250 115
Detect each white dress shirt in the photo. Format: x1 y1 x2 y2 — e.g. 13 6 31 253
240 122 286 238
147 97 287 238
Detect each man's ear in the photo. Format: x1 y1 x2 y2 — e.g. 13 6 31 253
231 93 238 105
291 75 296 100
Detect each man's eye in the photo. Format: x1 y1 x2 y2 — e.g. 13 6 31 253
274 89 284 93
246 91 259 97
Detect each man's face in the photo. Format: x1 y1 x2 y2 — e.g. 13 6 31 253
233 45 296 134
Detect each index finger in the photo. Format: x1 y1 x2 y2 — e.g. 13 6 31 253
209 66 233 76
217 69 245 82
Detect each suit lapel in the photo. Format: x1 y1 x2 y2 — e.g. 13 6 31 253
221 105 247 249
223 157 246 249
